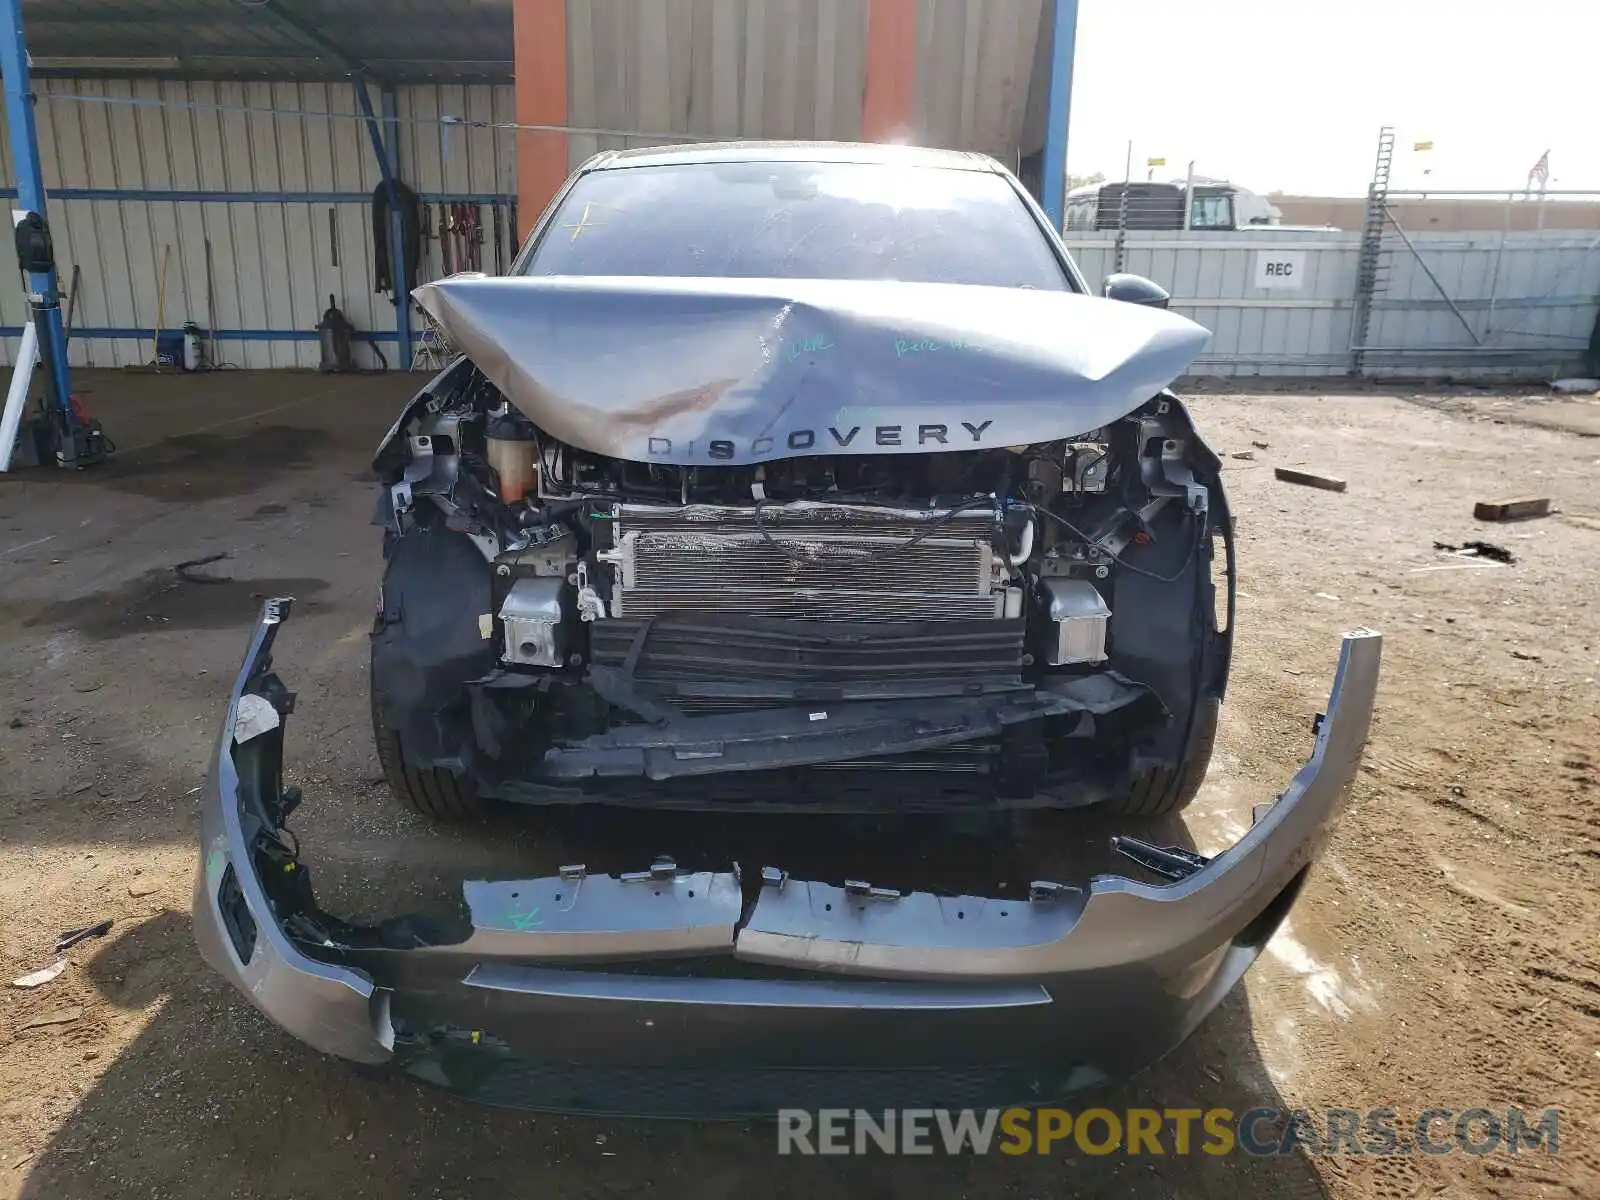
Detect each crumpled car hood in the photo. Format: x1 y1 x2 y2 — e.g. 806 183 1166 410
412 274 1211 466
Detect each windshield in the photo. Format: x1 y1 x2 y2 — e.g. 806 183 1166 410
522 160 1072 290
1189 193 1235 230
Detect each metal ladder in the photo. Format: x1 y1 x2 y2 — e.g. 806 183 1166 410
412 311 455 373
1349 126 1394 375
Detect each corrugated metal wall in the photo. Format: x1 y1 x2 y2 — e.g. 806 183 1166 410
561 0 1046 168
0 5 1043 374
3 73 1592 379
395 84 519 280
914 0 1047 164
0 77 514 370
565 0 868 167
1366 231 1600 372
1068 230 1359 376
1067 229 1600 377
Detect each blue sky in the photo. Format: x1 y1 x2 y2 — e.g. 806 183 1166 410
1065 0 1592 195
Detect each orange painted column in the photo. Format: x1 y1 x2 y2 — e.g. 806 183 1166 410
860 0 917 141
512 0 570 240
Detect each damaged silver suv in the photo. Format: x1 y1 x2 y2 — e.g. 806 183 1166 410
194 143 1380 1114
371 144 1231 819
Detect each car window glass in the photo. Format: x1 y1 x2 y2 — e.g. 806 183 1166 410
524 161 1070 290
1190 195 1234 230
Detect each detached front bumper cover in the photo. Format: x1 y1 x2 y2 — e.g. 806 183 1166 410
194 600 1381 1110
193 599 396 1064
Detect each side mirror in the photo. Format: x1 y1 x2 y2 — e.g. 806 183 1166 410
1102 273 1171 309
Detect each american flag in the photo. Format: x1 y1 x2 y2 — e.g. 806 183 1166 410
1529 150 1551 187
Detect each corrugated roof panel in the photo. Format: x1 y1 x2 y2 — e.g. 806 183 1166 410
22 0 515 82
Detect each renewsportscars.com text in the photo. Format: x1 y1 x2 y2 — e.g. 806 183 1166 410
776 1107 1561 1157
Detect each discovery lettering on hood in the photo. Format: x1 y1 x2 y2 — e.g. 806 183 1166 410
411 274 1210 466
644 419 996 459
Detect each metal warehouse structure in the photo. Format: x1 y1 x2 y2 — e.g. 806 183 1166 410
0 0 1079 399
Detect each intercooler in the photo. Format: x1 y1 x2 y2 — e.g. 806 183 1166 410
601 501 1007 622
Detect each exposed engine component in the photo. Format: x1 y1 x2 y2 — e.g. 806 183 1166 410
589 615 1027 693
484 410 540 503
371 358 1230 817
574 561 608 623
1067 443 1111 492
1041 579 1111 666
499 577 566 666
599 501 1004 622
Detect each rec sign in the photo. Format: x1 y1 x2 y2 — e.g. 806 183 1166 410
1254 250 1306 290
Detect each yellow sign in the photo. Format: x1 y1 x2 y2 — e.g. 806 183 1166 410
1413 140 1434 151
1146 156 1166 167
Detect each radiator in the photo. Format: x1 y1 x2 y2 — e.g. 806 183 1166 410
605 501 1005 622
589 616 1027 683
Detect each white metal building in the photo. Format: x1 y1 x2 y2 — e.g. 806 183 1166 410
4 2 1592 380
1 77 518 369
1 0 1058 371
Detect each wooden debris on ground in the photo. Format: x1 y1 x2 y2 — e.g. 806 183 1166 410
1473 496 1551 522
1275 467 1348 493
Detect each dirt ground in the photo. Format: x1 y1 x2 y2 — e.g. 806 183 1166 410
1 370 1596 1199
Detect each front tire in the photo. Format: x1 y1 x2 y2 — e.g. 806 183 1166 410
368 521 495 823
1104 694 1220 818
370 678 482 821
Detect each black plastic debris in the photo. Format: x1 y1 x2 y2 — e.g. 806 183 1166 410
55 918 113 953
174 551 231 584
1432 540 1516 564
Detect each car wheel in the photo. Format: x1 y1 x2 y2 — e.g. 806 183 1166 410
1106 694 1220 817
370 681 483 821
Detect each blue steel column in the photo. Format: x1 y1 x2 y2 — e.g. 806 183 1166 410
1039 0 1080 232
354 75 411 370
380 87 411 369
0 0 75 459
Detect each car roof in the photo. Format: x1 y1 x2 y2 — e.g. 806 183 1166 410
590 140 1004 173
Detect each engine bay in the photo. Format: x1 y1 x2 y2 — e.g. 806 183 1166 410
369 360 1233 813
